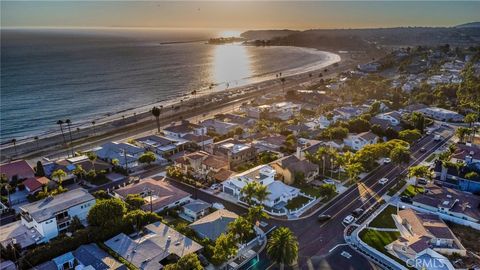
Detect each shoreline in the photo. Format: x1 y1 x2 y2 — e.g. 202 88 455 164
1 46 340 145
0 47 374 163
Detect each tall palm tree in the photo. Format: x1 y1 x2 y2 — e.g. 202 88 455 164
227 216 252 244
72 165 86 180
57 120 67 145
11 139 17 156
247 205 268 226
240 182 258 206
267 227 299 268
254 184 270 205
91 121 96 136
151 106 162 133
52 169 67 187
65 119 74 157
86 152 97 172
34 136 39 150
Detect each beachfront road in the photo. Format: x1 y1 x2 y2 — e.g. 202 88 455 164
150 128 451 270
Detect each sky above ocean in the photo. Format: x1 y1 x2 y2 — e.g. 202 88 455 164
2 1 480 30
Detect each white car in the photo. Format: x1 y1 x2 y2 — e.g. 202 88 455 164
379 177 389 185
324 179 335 185
383 158 391 164
343 215 355 225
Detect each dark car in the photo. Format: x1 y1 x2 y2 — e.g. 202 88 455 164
352 208 364 217
318 214 332 222
417 178 428 185
400 196 413 204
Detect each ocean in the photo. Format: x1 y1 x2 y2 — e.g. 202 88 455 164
0 28 337 142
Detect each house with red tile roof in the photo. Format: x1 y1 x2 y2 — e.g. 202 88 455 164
0 160 35 182
23 177 50 195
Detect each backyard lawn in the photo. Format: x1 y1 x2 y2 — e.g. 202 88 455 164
401 185 425 197
359 229 400 251
285 196 311 210
369 205 398 228
297 185 322 198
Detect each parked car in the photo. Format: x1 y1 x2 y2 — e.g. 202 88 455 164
318 214 332 222
343 215 355 225
212 203 225 210
379 177 389 185
417 178 428 185
352 208 364 217
383 158 391 164
400 196 413 204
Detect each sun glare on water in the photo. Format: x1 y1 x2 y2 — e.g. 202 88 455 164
211 44 252 85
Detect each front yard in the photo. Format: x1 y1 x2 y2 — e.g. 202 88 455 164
359 229 400 251
285 195 311 210
368 205 398 229
401 185 425 197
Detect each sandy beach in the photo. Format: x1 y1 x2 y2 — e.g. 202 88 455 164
0 48 371 163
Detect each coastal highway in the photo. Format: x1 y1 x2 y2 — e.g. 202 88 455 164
153 127 452 270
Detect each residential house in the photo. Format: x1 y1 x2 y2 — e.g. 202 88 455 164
243 102 301 121
286 124 310 136
213 139 256 167
23 176 50 195
451 143 480 164
412 184 480 223
43 155 113 184
375 111 402 126
343 131 379 151
182 133 214 149
222 165 300 209
189 209 238 241
94 141 146 169
271 155 319 185
113 178 191 213
386 209 466 268
174 151 231 182
252 135 286 154
19 188 95 242
163 120 207 139
433 160 480 193
105 222 202 270
218 113 257 129
136 135 185 156
334 106 366 120
0 160 35 183
181 199 211 221
35 243 125 270
416 107 464 122
200 119 239 135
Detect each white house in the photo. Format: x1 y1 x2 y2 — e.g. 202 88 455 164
222 165 300 209
343 131 379 151
416 107 464 122
19 189 95 242
163 120 207 139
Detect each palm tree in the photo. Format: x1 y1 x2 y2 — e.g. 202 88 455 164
11 139 17 157
151 106 162 133
52 169 67 187
86 152 97 172
91 121 96 136
247 205 268 226
456 127 471 143
254 184 270 205
34 136 39 150
240 182 258 206
267 227 299 268
228 216 252 244
65 119 74 157
72 165 86 180
57 120 67 145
